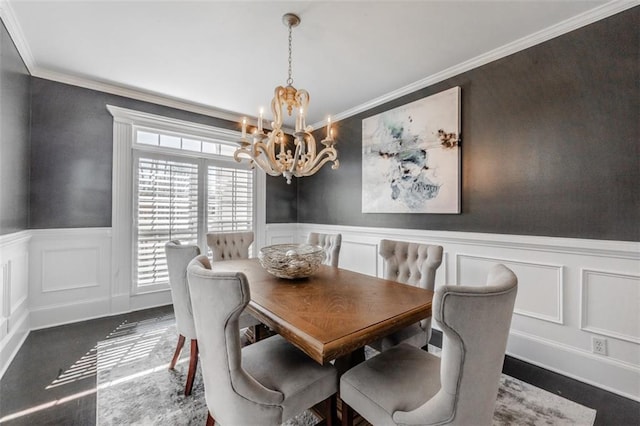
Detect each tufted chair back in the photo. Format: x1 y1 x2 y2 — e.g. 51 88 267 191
165 240 201 339
369 239 443 351
379 239 443 289
307 232 342 267
207 231 254 261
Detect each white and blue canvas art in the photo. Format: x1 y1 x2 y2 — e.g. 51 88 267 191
362 86 461 213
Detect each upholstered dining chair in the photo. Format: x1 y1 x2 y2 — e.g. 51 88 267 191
206 230 254 261
164 240 202 396
164 240 259 396
340 264 518 426
368 239 443 352
206 230 262 337
307 232 342 267
187 255 338 426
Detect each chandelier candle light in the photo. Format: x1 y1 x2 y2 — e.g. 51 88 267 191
234 13 339 184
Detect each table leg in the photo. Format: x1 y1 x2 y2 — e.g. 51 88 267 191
334 347 365 377
333 347 366 425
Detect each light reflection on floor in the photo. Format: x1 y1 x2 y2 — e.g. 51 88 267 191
46 314 174 389
0 313 176 424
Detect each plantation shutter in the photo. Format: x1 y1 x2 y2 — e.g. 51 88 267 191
134 156 199 288
207 165 253 232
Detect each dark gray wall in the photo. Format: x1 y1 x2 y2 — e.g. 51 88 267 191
266 175 298 223
0 20 30 235
29 78 298 228
298 8 639 242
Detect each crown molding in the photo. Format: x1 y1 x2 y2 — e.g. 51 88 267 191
0 0 35 71
0 0 244 123
323 0 639 126
2 0 636 128
33 68 246 123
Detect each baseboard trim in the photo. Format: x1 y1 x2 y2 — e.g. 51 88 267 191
507 330 639 402
431 329 639 403
29 297 113 331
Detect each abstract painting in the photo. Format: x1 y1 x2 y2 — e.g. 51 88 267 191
362 86 460 213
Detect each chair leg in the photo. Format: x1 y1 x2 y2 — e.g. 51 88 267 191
325 394 337 426
341 400 353 426
206 412 215 426
169 334 186 370
185 339 199 396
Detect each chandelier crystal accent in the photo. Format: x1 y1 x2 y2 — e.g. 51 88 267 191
234 13 339 184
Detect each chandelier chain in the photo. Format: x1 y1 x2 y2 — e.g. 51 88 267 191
287 23 293 86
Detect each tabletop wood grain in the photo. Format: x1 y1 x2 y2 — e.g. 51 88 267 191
209 259 433 364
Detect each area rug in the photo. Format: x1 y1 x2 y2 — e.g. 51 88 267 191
96 316 596 425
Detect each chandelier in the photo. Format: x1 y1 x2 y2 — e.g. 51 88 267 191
234 13 339 184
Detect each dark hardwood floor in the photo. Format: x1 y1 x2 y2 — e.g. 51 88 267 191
0 306 638 425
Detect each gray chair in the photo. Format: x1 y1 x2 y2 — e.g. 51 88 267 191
206 230 262 337
165 240 259 396
187 255 338 426
164 240 202 396
307 232 342 268
340 264 518 426
206 230 254 261
369 239 443 352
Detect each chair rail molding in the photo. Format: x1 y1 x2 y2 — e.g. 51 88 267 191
279 223 640 401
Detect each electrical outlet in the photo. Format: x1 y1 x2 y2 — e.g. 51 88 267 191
592 337 607 355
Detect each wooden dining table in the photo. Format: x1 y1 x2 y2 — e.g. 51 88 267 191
209 258 434 366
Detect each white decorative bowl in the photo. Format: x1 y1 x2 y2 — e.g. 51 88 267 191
258 244 326 279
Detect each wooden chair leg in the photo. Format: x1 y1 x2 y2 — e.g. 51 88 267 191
341 400 353 426
206 412 215 426
185 339 199 396
169 334 186 370
325 394 337 426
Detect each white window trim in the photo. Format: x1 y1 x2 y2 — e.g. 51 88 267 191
108 105 266 307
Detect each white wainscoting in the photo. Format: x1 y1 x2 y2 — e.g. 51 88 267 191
0 227 176 378
267 223 640 401
28 228 113 329
2 224 639 401
28 228 173 329
0 231 30 378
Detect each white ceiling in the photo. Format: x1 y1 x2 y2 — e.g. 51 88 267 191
3 0 627 127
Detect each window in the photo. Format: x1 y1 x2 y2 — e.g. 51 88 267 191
108 106 265 301
207 165 253 232
132 128 255 293
134 155 200 288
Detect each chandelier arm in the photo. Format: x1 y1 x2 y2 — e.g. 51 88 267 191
294 147 339 177
295 89 310 110
271 86 284 131
253 140 283 175
233 146 253 163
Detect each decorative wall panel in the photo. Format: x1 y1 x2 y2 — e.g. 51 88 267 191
581 269 640 344
41 248 99 292
339 241 378 276
457 254 564 324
